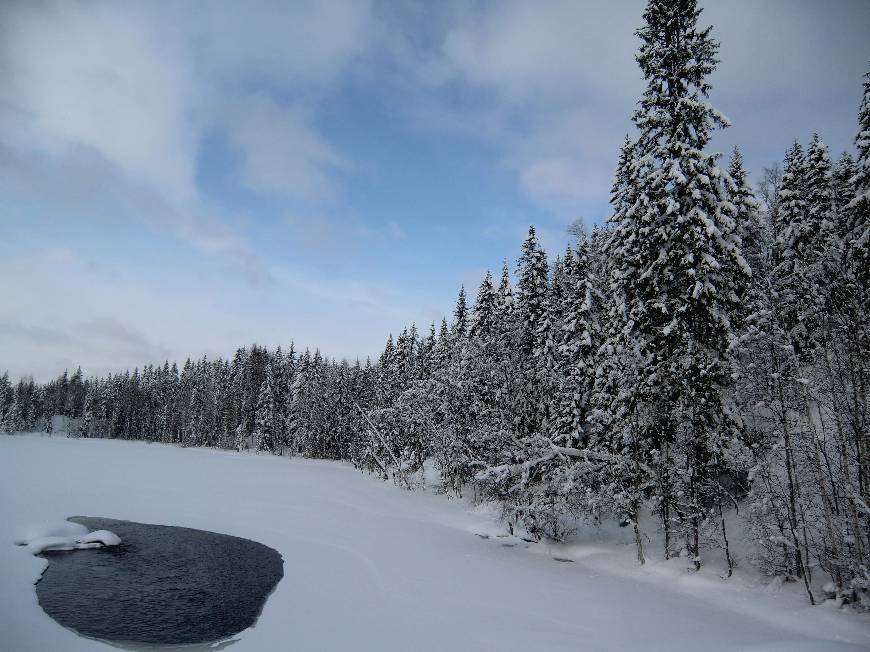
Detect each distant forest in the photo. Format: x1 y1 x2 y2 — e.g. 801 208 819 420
3 0 868 608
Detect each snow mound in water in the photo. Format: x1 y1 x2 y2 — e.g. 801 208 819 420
13 521 89 546
77 530 122 547
26 536 78 555
15 521 121 555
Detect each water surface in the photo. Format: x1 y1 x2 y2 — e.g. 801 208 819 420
36 517 283 646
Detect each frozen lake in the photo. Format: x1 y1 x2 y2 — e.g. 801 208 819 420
2 435 868 651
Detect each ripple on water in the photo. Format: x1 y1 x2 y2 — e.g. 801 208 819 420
35 517 284 646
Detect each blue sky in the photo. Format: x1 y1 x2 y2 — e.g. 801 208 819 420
1 0 868 381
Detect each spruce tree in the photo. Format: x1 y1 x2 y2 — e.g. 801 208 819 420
728 147 764 277
553 236 601 447
848 68 870 285
79 383 94 438
419 322 437 380
515 225 551 435
433 318 451 372
833 153 857 246
843 68 870 563
497 259 513 317
777 138 837 357
470 271 497 339
254 363 279 453
0 372 12 433
452 286 469 341
603 0 749 566
806 134 835 235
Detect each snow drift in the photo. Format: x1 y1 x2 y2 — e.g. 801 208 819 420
14 521 121 555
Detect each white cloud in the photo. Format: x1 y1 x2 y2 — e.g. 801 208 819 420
0 242 429 381
520 158 586 204
438 0 642 105
405 0 869 216
386 1 646 218
0 0 389 306
283 212 406 254
0 0 376 232
190 0 376 90
1 0 867 382
226 95 347 201
0 1 198 202
0 251 175 381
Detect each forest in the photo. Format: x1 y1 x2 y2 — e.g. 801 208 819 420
2 0 868 609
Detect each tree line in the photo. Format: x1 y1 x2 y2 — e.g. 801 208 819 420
2 0 868 608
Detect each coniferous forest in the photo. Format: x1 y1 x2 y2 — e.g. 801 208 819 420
3 0 869 608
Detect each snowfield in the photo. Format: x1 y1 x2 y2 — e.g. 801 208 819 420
1 435 868 651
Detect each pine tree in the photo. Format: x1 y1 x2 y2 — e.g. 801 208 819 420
515 225 551 435
254 363 278 453
452 286 469 341
396 325 419 387
610 135 637 217
738 137 820 599
418 322 437 380
836 68 870 584
227 350 245 448
185 360 208 447
601 0 750 566
776 137 837 358
35 386 49 434
833 153 857 247
470 271 497 339
497 259 513 317
432 318 451 372
0 372 13 433
66 366 85 420
78 383 94 438
728 147 764 277
848 68 870 286
378 335 398 406
285 349 311 455
552 237 602 447
806 134 834 229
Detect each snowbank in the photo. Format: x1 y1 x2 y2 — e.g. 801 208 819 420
12 521 88 546
77 530 122 547
15 521 121 555
25 536 78 555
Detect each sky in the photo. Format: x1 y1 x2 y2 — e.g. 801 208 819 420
1 0 868 382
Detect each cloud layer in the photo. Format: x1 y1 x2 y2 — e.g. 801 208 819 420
1 0 868 381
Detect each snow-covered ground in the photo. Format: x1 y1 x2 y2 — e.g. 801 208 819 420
1 435 868 651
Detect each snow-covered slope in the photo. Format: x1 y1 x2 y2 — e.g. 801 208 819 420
1 435 867 651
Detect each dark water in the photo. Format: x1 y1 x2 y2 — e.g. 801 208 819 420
35 517 284 646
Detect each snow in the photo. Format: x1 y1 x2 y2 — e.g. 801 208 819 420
2 435 869 652
76 530 122 547
12 521 89 546
25 536 79 555
14 520 121 555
